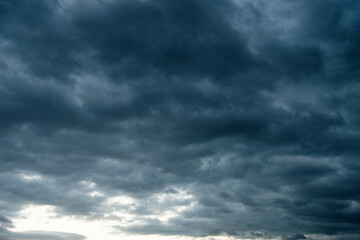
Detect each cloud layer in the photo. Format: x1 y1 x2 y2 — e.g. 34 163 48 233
0 0 359 239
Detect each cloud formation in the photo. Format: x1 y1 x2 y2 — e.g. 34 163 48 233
0 0 359 239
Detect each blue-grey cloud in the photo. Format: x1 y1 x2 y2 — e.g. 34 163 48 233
0 0 359 239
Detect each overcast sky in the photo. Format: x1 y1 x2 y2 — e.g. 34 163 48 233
0 0 360 240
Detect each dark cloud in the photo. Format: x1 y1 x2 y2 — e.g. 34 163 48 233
0 0 360 239
281 234 309 240
71 0 259 80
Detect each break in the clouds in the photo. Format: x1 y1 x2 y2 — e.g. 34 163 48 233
0 0 360 239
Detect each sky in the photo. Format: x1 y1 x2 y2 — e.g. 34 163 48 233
0 0 360 240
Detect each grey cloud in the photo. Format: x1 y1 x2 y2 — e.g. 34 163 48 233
0 215 13 230
0 214 84 240
281 234 309 240
0 228 85 240
0 216 11 224
0 0 360 240
0 170 103 215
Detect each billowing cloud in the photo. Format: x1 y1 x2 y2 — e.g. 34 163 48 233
0 0 359 240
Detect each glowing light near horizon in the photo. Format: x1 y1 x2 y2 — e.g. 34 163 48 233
8 170 249 240
9 186 253 240
12 204 248 240
11 189 205 240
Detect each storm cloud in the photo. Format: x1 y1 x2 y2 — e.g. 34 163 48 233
0 0 359 239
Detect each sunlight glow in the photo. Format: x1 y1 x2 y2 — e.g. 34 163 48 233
10 188 248 240
12 204 250 240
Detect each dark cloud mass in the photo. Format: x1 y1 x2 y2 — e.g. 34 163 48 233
0 0 360 239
